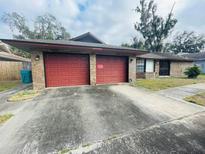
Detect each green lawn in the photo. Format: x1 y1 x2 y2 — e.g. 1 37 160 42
0 114 13 124
133 74 205 91
199 74 205 79
0 81 20 92
184 92 205 106
8 90 40 102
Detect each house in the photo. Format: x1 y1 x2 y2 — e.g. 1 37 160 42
136 53 193 79
182 52 205 74
0 42 31 81
1 32 146 90
0 51 30 62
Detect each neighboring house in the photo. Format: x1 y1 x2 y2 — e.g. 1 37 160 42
0 42 31 81
136 53 193 79
1 32 146 90
0 41 11 53
182 52 205 74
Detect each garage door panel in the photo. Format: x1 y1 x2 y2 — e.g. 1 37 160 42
96 55 128 84
44 53 89 87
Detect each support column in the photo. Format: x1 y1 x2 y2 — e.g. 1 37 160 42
31 51 45 90
90 54 96 85
128 56 136 83
155 60 159 77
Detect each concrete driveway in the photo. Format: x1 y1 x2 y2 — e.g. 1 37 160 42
0 85 205 154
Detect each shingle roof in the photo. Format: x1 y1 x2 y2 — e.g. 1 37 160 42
70 32 105 44
137 52 193 61
0 51 30 62
0 39 147 54
182 52 205 61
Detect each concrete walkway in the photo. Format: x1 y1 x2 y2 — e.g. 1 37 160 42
110 85 205 120
157 83 205 101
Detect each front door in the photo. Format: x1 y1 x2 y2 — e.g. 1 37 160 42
159 60 170 76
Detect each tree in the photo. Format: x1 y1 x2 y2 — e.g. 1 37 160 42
122 37 146 50
167 31 205 54
135 0 177 52
2 12 70 40
33 14 70 40
1 12 70 57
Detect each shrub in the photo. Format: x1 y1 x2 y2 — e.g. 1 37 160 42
184 65 201 78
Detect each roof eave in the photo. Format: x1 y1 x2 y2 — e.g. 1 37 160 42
137 56 193 62
1 39 147 55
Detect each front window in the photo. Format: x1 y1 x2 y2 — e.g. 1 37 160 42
136 59 145 72
146 59 154 72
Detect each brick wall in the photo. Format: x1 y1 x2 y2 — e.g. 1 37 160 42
155 60 159 77
31 51 45 90
170 61 193 77
136 72 145 78
90 54 96 85
129 56 136 83
135 59 192 79
145 72 157 79
31 53 139 89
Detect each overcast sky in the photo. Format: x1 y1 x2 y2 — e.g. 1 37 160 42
0 0 205 45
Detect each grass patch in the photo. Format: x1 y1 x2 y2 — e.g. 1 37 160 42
184 92 205 106
0 114 13 124
0 81 20 92
8 90 40 102
58 148 71 154
198 74 205 79
133 75 205 91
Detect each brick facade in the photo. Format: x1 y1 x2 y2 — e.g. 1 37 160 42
155 60 159 77
136 59 192 79
136 72 145 78
31 51 45 90
128 56 136 83
170 61 193 77
145 72 157 79
31 52 136 90
30 52 193 90
90 54 96 85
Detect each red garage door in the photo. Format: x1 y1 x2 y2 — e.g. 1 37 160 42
96 55 128 84
44 53 89 87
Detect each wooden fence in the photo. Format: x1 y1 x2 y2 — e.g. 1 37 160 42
0 61 31 81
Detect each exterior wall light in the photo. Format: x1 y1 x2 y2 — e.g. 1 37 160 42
130 58 133 62
35 55 40 61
